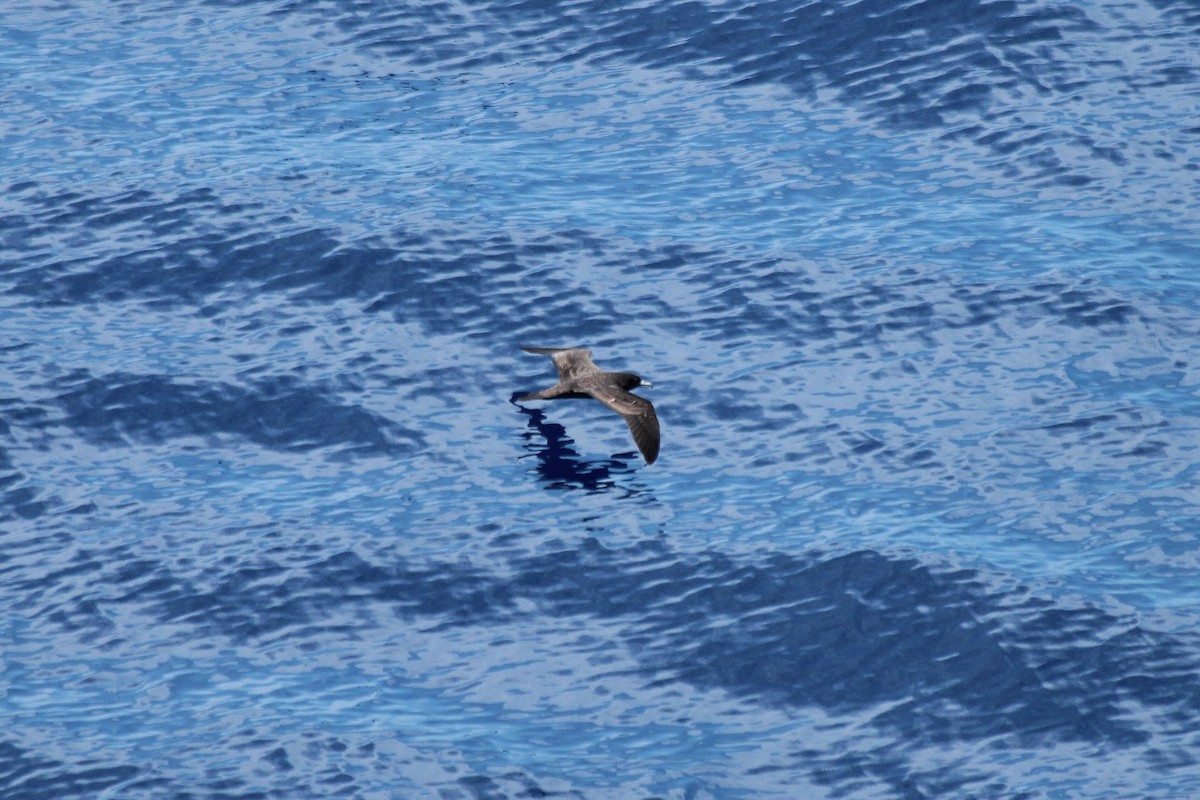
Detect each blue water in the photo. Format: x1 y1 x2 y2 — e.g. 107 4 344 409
3 0 1200 797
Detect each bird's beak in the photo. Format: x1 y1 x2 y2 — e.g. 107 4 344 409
641 379 653 388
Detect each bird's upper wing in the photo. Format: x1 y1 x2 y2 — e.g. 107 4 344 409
521 346 598 381
589 386 660 464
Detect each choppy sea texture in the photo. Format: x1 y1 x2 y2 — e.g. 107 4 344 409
3 0 1200 797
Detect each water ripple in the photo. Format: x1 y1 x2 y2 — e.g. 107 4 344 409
4 0 1200 796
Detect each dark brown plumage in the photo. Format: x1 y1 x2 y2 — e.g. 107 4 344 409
518 346 660 465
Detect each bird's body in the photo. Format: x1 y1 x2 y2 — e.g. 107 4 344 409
518 346 660 464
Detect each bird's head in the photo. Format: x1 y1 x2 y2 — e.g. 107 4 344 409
616 372 651 391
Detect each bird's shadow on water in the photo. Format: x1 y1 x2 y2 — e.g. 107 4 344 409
510 392 643 494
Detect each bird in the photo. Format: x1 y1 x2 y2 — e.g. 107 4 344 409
517 346 660 465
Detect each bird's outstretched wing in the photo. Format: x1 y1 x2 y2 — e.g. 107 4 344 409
521 346 597 381
589 386 660 465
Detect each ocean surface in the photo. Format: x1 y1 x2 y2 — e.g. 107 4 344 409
3 0 1200 797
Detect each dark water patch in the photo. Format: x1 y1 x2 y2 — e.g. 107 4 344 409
1013 405 1172 461
0 463 52 524
508 542 1200 794
0 741 140 800
324 0 1084 121
2 186 626 340
455 771 584 800
660 250 1141 352
102 550 507 643
0 183 1155 360
0 397 86 524
1149 0 1200 33
1 186 273 308
72 538 1200 752
49 370 421 458
1041 413 1118 434
0 722 549 800
7 543 132 646
0 187 255 283
1045 290 1136 329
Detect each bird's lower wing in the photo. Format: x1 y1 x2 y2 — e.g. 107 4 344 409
591 388 660 464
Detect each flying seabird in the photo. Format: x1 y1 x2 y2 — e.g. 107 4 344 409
517 346 660 465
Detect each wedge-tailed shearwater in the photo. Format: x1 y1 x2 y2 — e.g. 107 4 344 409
517 346 660 465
